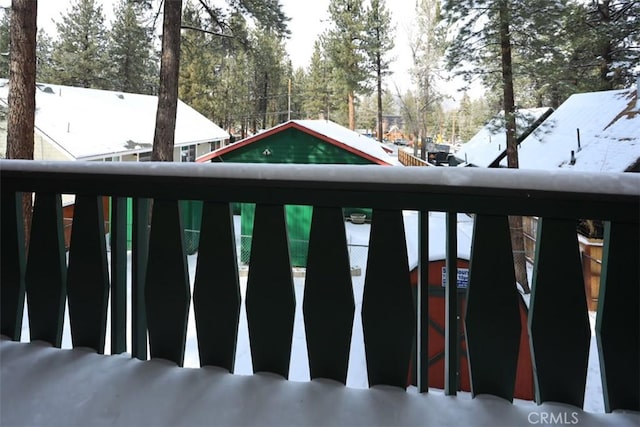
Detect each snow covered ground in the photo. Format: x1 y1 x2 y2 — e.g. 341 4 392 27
15 214 611 414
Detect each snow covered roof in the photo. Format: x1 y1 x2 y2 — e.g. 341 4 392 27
455 107 553 167
344 211 474 270
197 119 399 165
404 211 473 270
500 87 640 172
0 79 229 161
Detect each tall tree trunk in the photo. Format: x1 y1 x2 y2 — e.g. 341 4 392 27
499 0 530 293
348 90 356 130
6 0 37 249
376 55 383 142
152 0 182 162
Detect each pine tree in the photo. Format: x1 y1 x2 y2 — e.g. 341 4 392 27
0 8 10 78
179 0 217 117
302 41 336 120
443 0 532 292
50 0 109 88
6 0 37 245
35 29 55 83
323 0 369 130
574 0 639 90
154 0 290 160
410 0 446 144
247 27 290 130
107 0 158 94
365 0 394 141
289 67 307 120
152 0 182 161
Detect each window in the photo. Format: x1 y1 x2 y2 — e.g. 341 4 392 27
181 145 196 162
138 152 152 162
210 140 222 152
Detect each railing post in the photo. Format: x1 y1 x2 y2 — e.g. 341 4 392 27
25 193 66 347
529 217 590 408
0 191 26 341
132 198 150 360
362 209 414 388
110 197 127 354
145 199 190 366
597 221 640 412
417 210 429 392
66 195 109 353
445 211 458 395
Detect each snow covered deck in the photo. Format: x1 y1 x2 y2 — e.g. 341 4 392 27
2 339 637 427
1 161 639 426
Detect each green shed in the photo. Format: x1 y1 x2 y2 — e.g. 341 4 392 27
196 119 397 266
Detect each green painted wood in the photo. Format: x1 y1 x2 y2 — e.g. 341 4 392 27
465 214 521 402
303 206 354 383
0 192 26 340
145 199 191 366
193 202 241 371
362 209 414 388
216 128 374 165
417 210 429 392
445 212 458 395
110 197 127 354
132 198 149 360
245 204 296 378
240 203 312 267
25 193 66 347
67 195 109 353
529 218 590 408
596 221 639 412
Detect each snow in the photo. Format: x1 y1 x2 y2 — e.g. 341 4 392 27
500 87 640 172
0 79 229 160
291 120 401 166
402 211 474 269
5 339 638 427
454 108 553 167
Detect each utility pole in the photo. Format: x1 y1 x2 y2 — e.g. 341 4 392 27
288 78 291 121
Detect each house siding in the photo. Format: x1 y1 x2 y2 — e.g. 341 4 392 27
214 127 376 267
214 128 372 165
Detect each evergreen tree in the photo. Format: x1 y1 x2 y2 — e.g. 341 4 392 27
365 0 394 141
152 0 182 161
410 0 446 143
302 41 337 120
323 0 369 130
35 29 55 83
247 27 290 130
0 8 9 78
107 0 158 94
50 0 109 88
357 94 377 132
155 0 290 160
6 0 37 245
179 0 217 117
574 0 639 90
444 0 532 292
289 67 307 120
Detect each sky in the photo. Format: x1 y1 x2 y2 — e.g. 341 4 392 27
0 0 419 94
279 0 417 93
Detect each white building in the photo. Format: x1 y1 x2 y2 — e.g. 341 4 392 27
0 79 229 162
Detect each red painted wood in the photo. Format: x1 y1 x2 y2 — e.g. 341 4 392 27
409 259 534 400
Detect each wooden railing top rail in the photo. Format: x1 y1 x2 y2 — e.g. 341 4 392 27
1 160 638 222
1 159 638 414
